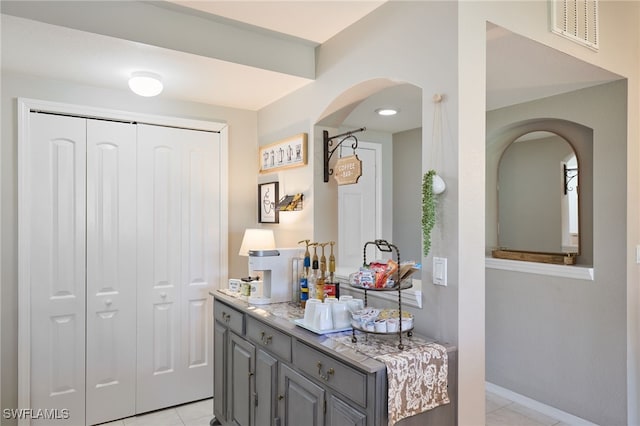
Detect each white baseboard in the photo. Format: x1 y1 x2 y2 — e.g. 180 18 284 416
486 382 599 426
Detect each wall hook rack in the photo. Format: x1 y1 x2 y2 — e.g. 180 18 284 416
323 127 366 182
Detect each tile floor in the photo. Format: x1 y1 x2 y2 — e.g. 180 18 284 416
98 398 214 426
486 391 569 426
100 391 568 426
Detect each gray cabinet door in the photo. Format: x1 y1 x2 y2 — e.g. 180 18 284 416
327 395 366 426
229 333 255 426
278 364 324 426
255 350 278 426
213 321 228 423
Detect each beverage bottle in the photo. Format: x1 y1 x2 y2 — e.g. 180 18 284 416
299 260 309 308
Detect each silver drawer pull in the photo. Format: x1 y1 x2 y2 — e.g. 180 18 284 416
222 312 231 323
317 362 334 381
260 331 273 345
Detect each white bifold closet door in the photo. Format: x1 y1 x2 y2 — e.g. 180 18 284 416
85 119 138 425
25 114 218 425
28 114 137 425
28 113 88 425
136 124 218 412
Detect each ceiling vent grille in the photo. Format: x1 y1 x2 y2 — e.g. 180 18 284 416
551 0 599 50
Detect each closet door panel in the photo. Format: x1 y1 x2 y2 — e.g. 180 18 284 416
180 132 218 401
136 124 218 411
85 120 137 425
136 125 185 412
28 113 86 425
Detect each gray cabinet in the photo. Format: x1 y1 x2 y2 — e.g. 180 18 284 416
255 349 278 426
327 395 366 426
213 320 228 424
212 294 456 426
278 364 325 426
229 333 255 426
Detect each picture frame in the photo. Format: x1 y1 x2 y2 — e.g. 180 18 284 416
258 182 279 223
259 133 307 174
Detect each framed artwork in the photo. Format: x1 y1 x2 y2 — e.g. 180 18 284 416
259 133 307 174
258 182 279 223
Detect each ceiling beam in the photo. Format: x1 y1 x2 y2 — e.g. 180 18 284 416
1 0 317 79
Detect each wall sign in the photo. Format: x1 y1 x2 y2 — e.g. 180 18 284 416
258 181 279 223
259 133 307 174
334 155 362 185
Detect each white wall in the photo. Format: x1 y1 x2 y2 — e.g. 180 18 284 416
0 71 258 420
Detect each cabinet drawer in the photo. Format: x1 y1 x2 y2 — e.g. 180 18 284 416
293 340 367 407
246 316 292 362
214 299 244 335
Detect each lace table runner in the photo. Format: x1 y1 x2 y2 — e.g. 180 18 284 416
329 334 450 426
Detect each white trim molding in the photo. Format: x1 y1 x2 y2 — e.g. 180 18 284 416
486 257 594 280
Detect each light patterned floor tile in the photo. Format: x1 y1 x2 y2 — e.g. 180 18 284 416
486 391 513 413
123 408 183 426
97 421 125 426
182 414 216 426
508 401 564 426
176 399 213 423
487 406 548 426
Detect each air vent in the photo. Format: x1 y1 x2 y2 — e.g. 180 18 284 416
551 0 599 50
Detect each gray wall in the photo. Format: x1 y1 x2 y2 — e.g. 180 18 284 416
485 80 627 425
1 71 258 419
393 127 422 263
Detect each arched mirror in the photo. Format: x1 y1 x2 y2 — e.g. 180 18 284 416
494 131 579 263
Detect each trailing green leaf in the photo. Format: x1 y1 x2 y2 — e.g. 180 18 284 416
422 170 437 257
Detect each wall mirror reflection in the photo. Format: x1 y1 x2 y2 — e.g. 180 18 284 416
316 80 423 272
495 131 580 262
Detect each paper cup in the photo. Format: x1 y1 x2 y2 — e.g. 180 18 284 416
314 303 333 330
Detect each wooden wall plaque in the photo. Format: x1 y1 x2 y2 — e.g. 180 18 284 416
334 155 362 185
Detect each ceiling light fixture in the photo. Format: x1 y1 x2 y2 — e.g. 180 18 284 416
375 107 398 116
128 71 163 97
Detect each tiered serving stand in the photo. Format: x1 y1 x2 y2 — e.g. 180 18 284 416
350 239 414 350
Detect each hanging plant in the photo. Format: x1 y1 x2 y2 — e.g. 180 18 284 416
422 170 437 257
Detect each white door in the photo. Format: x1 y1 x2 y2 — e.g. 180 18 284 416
136 124 218 412
85 120 137 425
338 143 381 268
28 113 87 425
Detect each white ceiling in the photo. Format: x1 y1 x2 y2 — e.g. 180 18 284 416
1 2 623 131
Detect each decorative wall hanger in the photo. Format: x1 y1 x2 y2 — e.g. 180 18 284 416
323 127 366 183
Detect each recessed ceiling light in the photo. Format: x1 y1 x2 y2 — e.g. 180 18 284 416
128 71 163 97
375 108 398 116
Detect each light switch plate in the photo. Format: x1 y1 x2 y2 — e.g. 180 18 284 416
433 257 447 286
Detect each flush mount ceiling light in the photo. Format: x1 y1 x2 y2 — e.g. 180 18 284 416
128 71 163 97
375 107 399 116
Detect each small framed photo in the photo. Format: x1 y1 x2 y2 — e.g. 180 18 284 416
258 182 279 223
259 133 307 174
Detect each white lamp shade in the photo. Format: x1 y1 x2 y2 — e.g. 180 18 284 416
128 71 163 97
239 229 276 256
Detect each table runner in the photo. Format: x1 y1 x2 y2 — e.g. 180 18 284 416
329 334 449 426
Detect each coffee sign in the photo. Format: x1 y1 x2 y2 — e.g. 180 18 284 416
334 155 362 185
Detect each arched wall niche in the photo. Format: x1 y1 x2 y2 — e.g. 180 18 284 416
486 118 594 265
313 77 424 272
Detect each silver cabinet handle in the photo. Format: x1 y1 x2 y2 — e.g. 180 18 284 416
222 312 231 323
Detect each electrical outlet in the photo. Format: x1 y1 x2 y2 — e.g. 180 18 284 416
433 257 447 286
